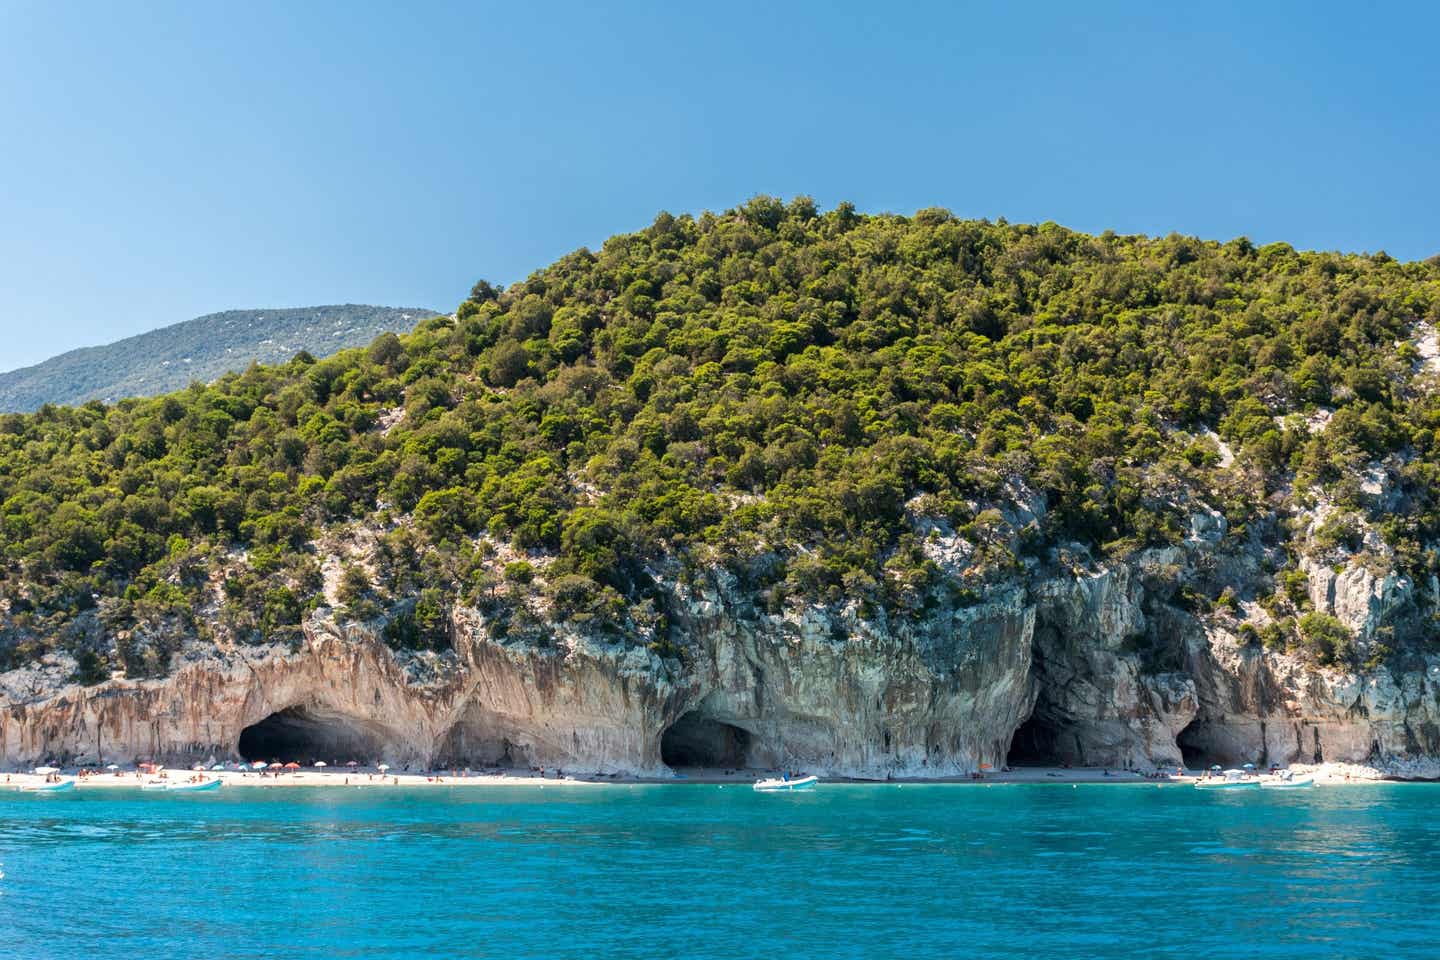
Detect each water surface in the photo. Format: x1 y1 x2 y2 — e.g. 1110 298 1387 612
1 782 1435 959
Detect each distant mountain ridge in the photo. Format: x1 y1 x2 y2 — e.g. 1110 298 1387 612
0 304 438 411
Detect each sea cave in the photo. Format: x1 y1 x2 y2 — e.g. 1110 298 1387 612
660 712 754 769
237 705 392 764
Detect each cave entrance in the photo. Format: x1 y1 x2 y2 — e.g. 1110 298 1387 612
1006 708 1066 767
1177 719 1210 770
435 708 524 769
661 713 752 769
237 705 389 764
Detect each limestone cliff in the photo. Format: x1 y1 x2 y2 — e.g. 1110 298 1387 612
6 538 1440 778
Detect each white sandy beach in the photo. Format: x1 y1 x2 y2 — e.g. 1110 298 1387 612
0 760 1414 793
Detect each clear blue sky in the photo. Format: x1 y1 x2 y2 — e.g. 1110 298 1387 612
1 1 1437 370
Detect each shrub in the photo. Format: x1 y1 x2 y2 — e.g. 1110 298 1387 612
1297 611 1354 665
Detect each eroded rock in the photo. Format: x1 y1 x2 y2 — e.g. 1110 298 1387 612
5 547 1440 778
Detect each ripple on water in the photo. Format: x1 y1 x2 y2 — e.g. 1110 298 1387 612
2 784 1440 959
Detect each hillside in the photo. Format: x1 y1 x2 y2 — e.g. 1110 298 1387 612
5 197 1440 775
0 304 438 411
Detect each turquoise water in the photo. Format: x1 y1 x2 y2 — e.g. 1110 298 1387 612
2 782 1438 959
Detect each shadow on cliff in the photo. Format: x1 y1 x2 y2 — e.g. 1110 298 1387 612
238 705 397 764
660 711 754 768
1005 707 1070 766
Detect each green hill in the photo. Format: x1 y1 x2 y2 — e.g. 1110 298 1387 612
0 305 438 412
3 197 1440 681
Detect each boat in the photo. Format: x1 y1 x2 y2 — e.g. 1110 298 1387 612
19 778 76 793
167 778 222 793
753 775 818 792
141 779 170 791
1194 769 1260 790
1261 773 1315 789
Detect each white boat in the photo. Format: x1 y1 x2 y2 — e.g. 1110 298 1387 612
754 775 818 792
1195 769 1259 790
140 780 170 791
167 778 222 793
19 778 75 793
1262 773 1315 789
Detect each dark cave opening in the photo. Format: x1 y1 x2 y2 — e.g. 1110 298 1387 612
1005 708 1067 766
660 713 753 768
237 705 390 764
1176 719 1211 770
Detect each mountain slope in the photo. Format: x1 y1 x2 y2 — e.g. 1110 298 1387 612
5 198 1440 775
0 304 438 411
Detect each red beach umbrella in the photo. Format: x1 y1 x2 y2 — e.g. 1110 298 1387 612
283 762 300 770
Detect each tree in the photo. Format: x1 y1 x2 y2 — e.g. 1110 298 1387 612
469 279 501 303
487 341 530 388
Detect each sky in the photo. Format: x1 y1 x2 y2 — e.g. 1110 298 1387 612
1 1 1437 371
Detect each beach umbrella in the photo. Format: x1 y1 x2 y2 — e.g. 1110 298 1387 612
252 761 268 770
105 764 120 771
345 760 359 767
33 766 58 775
1209 764 1222 771
284 762 300 770
211 764 226 771
191 763 206 771
377 763 390 772
1242 763 1256 770
314 761 328 768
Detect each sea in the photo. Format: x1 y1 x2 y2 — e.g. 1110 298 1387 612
1 781 1437 959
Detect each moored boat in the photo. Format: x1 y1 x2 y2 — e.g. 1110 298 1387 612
1195 769 1260 789
754 775 818 792
19 778 76 793
167 778 222 792
1261 774 1315 789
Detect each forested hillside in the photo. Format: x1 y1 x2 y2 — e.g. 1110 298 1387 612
3 198 1440 682
0 305 436 411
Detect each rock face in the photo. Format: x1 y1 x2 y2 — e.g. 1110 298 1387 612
1024 561 1198 769
5 547 1440 777
0 572 1037 777
1180 630 1440 770
1301 555 1416 643
664 571 1035 777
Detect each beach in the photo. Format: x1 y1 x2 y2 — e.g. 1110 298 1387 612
0 760 1408 792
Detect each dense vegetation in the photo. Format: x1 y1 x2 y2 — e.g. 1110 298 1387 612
3 198 1440 680
0 305 436 412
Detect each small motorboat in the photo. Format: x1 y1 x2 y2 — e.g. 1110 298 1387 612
19 778 76 793
167 778 222 793
754 775 818 792
140 780 170 791
1262 773 1315 789
1194 769 1260 789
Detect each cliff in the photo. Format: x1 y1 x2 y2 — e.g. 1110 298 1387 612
6 536 1439 777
